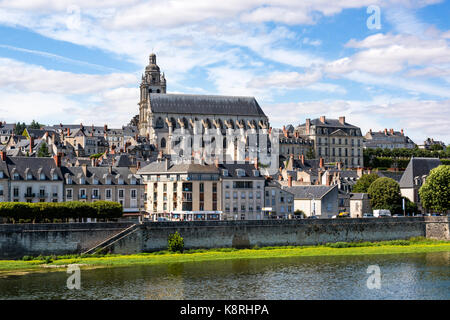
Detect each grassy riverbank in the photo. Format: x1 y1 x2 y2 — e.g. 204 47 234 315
0 238 449 275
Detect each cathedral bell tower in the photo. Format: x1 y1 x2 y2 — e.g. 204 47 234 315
138 53 167 135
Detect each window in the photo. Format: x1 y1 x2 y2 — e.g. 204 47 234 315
40 173 46 180
106 189 112 200
13 187 19 197
66 189 73 199
118 189 124 198
131 189 137 199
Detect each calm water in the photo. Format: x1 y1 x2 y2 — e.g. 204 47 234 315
0 252 449 300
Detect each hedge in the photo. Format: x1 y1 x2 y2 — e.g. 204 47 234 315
0 201 123 223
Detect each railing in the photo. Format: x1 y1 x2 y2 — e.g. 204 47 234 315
78 194 87 199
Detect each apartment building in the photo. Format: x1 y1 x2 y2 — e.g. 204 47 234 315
61 165 144 212
3 154 64 203
296 116 364 168
264 180 294 219
364 128 415 149
219 162 265 220
138 160 222 221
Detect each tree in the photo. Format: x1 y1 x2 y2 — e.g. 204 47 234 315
28 120 43 129
37 142 50 157
294 209 306 218
419 165 450 213
368 177 402 214
352 173 380 193
430 144 443 151
306 148 315 160
14 122 26 135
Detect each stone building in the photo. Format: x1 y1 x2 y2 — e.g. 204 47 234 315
137 53 271 165
219 162 265 220
364 128 415 150
137 160 222 221
264 180 294 219
296 116 363 168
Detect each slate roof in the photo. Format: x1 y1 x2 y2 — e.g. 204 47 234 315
399 157 441 188
61 166 141 185
282 185 337 199
350 193 369 200
299 118 360 129
377 171 403 182
218 163 264 179
5 157 62 180
138 160 219 174
149 93 267 117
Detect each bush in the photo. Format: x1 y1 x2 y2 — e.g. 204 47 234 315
0 201 123 222
168 231 184 253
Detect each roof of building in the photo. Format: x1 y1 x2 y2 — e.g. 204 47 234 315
138 160 219 174
282 185 337 199
399 157 442 188
149 93 267 117
218 163 265 179
61 166 140 185
299 118 360 129
5 157 62 180
350 193 369 200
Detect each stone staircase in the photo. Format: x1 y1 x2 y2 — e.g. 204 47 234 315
82 223 140 255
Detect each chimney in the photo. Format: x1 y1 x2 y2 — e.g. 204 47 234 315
369 129 372 134
320 116 326 124
53 153 62 167
288 175 292 187
326 174 332 186
81 164 87 176
401 129 404 136
104 124 108 132
390 128 394 135
339 116 345 125
357 167 363 178
0 151 6 161
91 158 96 167
384 128 387 135
319 157 324 169
305 118 311 134
29 135 34 154
301 154 305 165
282 125 288 138
268 127 272 134
135 134 138 141
67 128 70 136
253 157 258 170
80 123 83 129
164 158 169 171
337 162 341 170
137 161 141 170
294 131 299 138
318 170 323 185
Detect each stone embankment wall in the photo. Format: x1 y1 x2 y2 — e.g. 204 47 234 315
0 217 448 258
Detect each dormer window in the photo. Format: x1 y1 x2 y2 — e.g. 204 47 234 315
236 169 245 177
67 177 72 184
80 177 85 184
40 173 46 180
13 173 20 180
253 170 260 177
222 169 228 177
0 171 3 179
53 173 58 180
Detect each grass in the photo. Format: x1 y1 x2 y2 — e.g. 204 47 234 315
0 237 449 275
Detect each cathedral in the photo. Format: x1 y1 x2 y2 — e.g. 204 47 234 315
138 53 274 165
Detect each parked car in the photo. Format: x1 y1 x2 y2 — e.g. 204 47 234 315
363 213 374 218
373 209 391 217
307 215 318 219
337 212 350 218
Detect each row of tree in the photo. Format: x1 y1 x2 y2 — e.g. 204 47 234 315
363 147 450 168
352 165 450 214
0 201 123 223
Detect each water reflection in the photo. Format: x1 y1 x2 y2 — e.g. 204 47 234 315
0 252 448 300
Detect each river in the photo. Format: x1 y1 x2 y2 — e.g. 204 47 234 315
0 251 448 299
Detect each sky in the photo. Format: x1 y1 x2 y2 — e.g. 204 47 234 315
0 0 449 144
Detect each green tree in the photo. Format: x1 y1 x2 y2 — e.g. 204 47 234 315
419 165 450 213
28 120 42 129
368 177 402 214
14 122 26 135
430 144 443 151
306 148 315 160
37 142 50 157
352 173 380 193
168 231 184 253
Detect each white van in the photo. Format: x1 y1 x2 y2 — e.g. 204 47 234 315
373 209 391 217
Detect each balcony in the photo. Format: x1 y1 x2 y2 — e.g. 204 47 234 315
78 194 87 200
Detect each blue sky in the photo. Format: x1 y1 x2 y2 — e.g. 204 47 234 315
0 0 449 143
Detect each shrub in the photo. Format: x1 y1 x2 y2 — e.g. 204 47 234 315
168 231 184 253
0 201 123 222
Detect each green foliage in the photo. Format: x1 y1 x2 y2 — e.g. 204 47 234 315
0 201 123 222
305 148 315 160
368 177 402 214
363 147 450 168
430 144 444 151
14 122 27 135
419 165 450 213
352 173 380 193
402 197 419 215
28 120 43 130
168 231 184 253
37 141 50 157
89 153 104 159
294 209 306 218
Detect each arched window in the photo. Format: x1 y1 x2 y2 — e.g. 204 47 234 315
160 138 166 148
155 117 164 128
